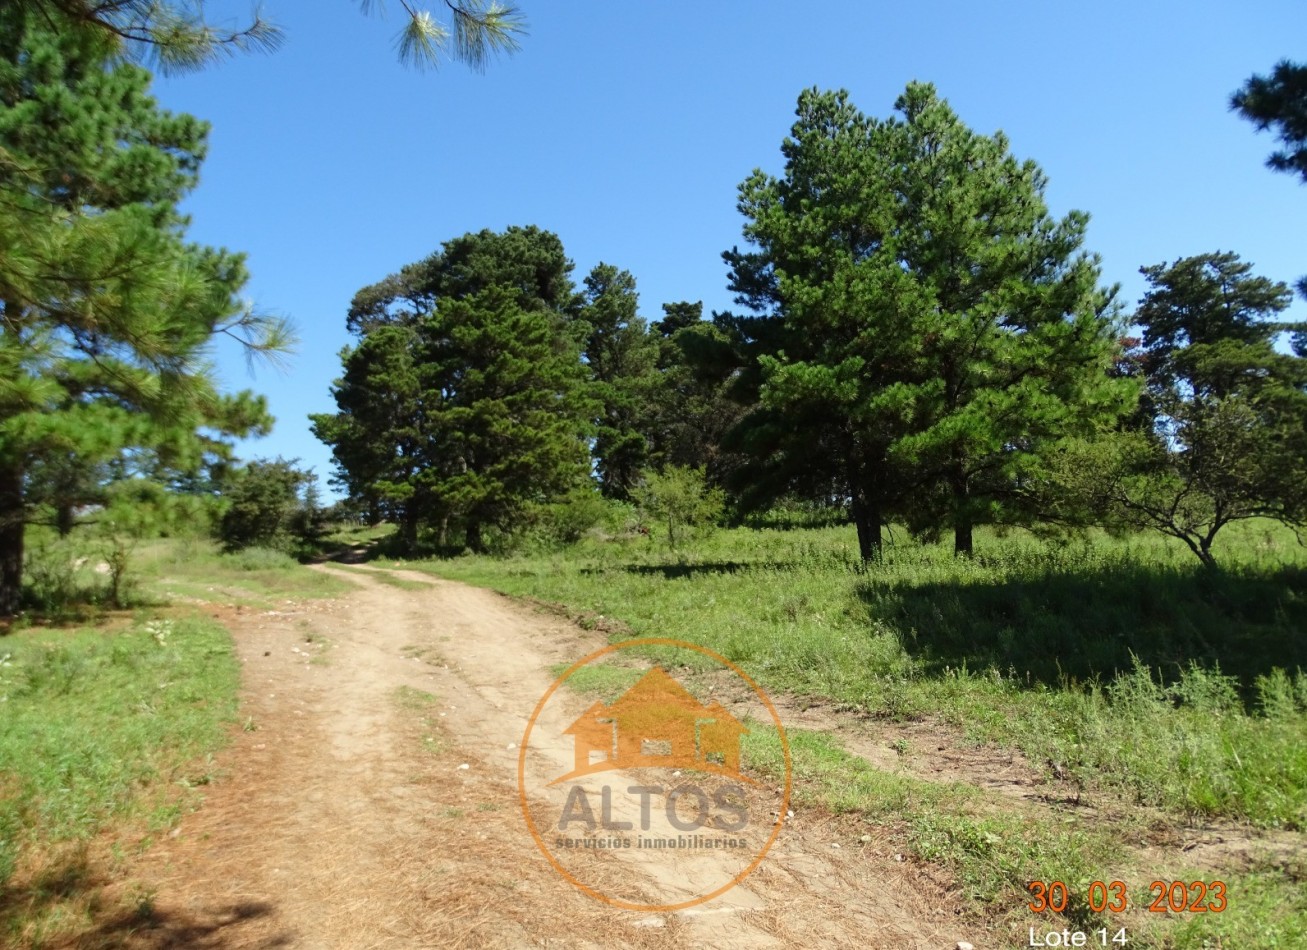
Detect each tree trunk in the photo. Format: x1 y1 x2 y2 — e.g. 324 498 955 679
56 503 75 538
399 506 419 555
951 465 973 557
0 462 24 617
850 492 883 563
1177 531 1219 569
466 519 484 554
953 519 973 558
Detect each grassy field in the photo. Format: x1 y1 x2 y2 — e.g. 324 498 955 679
412 519 1307 948
6 518 1302 945
0 615 239 945
1 533 351 946
19 531 353 617
132 538 353 607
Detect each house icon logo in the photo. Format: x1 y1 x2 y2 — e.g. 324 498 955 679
553 666 752 785
518 637 792 912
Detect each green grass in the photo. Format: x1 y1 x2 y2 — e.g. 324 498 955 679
740 722 1307 948
318 522 396 550
393 684 439 710
18 528 355 619
414 521 1307 827
392 686 447 756
547 661 643 701
132 537 354 607
0 614 240 942
412 518 1307 947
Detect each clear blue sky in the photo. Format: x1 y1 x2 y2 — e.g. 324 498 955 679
152 0 1307 498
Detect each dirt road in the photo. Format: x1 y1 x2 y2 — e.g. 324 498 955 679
109 565 972 949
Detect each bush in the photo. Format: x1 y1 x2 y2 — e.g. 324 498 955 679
632 466 724 548
21 539 88 613
216 459 317 553
530 488 612 546
225 546 299 571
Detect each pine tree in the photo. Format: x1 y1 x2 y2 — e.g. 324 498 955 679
10 1 525 74
423 287 594 550
878 84 1131 555
217 458 314 553
310 326 436 551
1231 60 1307 300
345 226 579 335
576 264 657 499
313 228 594 553
645 306 750 484
724 85 1132 559
0 12 285 614
1232 60 1307 185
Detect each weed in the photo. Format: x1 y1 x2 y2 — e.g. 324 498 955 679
127 883 157 922
393 685 439 710
0 614 238 937
547 661 642 701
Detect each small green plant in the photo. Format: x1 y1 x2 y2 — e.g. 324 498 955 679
631 465 724 548
524 488 612 548
393 685 439 709
21 538 91 614
128 883 157 922
100 531 138 608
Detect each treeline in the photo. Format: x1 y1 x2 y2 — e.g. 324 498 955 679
313 84 1307 565
308 226 739 552
3 0 1306 615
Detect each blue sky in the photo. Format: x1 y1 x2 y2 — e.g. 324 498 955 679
152 0 1307 497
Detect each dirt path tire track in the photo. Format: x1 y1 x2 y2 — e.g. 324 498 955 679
99 565 970 950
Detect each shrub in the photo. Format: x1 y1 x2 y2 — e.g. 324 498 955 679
632 465 725 548
216 459 316 553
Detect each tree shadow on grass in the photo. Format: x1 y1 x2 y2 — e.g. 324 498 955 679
859 562 1307 693
605 561 754 580
2 851 287 949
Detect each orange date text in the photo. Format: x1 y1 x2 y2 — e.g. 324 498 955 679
1026 880 1226 914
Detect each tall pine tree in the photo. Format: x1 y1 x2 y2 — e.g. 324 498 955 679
576 263 657 499
0 11 285 613
725 85 1132 559
313 228 594 552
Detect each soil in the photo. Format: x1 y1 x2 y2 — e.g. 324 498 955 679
54 563 1296 949
69 565 971 949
